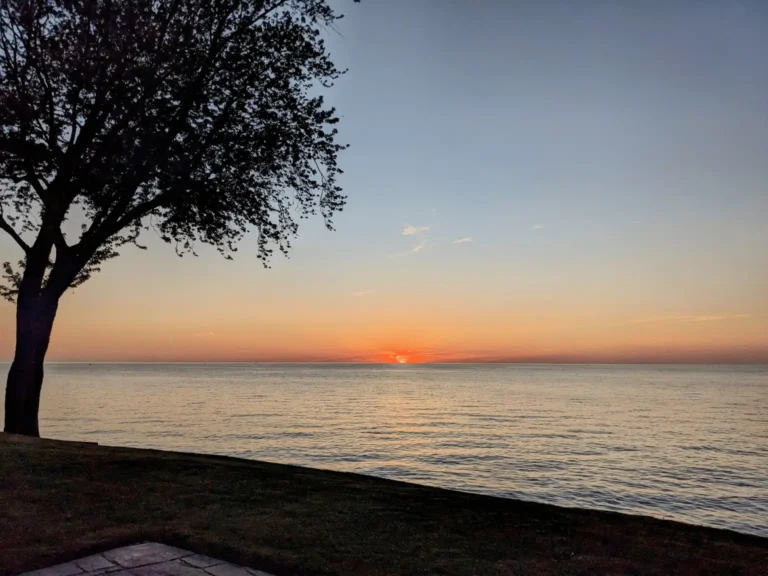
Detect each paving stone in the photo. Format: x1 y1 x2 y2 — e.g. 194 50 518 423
204 563 253 576
26 544 273 576
182 555 224 569
83 567 125 575
103 544 191 568
22 562 83 576
129 560 211 576
75 555 117 572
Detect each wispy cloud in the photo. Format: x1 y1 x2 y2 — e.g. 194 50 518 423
387 241 428 259
532 224 544 230
403 224 430 236
354 289 374 297
194 332 214 337
389 226 433 258
452 237 472 244
411 239 428 252
634 314 749 324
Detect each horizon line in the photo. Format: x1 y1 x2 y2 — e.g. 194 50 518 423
1 360 767 366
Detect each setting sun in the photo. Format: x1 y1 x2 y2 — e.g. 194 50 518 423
0 1 766 572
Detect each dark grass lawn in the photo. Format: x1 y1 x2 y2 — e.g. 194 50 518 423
1 434 766 575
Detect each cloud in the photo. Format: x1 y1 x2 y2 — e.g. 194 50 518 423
354 289 374 297
387 240 428 257
403 224 430 236
452 237 472 244
532 224 544 230
388 229 433 258
194 332 214 337
634 314 749 324
411 239 428 252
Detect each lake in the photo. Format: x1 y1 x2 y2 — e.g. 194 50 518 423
1 362 766 537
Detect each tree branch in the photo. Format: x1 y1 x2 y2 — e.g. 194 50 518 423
52 228 69 252
254 0 292 23
23 159 48 200
111 193 168 234
73 191 167 261
0 212 30 253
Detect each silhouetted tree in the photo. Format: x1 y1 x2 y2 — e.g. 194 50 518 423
0 0 356 436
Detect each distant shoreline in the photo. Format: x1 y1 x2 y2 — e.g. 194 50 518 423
2 361 768 366
2 434 767 575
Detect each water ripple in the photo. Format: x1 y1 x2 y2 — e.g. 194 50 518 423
1 362 765 537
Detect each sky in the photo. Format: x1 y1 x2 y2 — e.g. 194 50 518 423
1 0 767 363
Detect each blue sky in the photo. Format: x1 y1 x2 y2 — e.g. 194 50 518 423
1 0 766 362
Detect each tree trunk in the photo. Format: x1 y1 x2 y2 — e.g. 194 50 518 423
4 291 59 437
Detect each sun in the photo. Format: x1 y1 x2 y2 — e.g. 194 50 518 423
395 355 408 364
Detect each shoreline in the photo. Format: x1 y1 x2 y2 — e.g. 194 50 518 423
2 433 767 575
4 362 768 366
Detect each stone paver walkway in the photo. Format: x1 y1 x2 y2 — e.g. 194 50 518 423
20 543 274 576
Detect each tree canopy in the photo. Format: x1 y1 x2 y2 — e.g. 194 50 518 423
0 0 353 302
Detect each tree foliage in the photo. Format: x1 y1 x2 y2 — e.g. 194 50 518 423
0 0 353 302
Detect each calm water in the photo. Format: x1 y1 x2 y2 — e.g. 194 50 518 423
1 363 766 537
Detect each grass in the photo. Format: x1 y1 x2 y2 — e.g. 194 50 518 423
1 434 767 575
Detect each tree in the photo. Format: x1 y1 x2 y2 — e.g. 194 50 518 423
0 0 356 436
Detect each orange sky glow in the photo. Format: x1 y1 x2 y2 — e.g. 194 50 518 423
1 250 765 364
1 3 767 365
